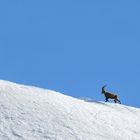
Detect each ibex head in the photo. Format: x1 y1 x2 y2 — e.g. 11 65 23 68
102 85 107 94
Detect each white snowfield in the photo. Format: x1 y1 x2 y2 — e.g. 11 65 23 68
0 80 140 140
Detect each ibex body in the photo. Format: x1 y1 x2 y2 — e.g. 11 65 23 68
102 85 121 104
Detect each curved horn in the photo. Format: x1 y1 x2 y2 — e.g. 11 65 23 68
102 85 107 93
102 85 107 89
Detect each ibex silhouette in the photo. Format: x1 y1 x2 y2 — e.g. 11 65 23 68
102 85 121 104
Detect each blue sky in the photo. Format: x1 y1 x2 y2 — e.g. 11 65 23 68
0 0 140 107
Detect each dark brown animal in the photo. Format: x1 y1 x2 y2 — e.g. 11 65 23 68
102 85 121 104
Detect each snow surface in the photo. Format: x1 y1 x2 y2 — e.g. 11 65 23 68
0 80 140 140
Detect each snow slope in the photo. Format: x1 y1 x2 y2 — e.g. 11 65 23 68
0 80 140 140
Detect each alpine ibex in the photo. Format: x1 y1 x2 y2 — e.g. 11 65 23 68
102 85 121 104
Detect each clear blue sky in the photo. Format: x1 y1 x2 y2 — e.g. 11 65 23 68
0 0 140 107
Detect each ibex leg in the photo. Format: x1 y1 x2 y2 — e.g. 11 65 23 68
105 97 109 102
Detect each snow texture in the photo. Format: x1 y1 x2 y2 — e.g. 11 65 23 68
0 80 140 140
